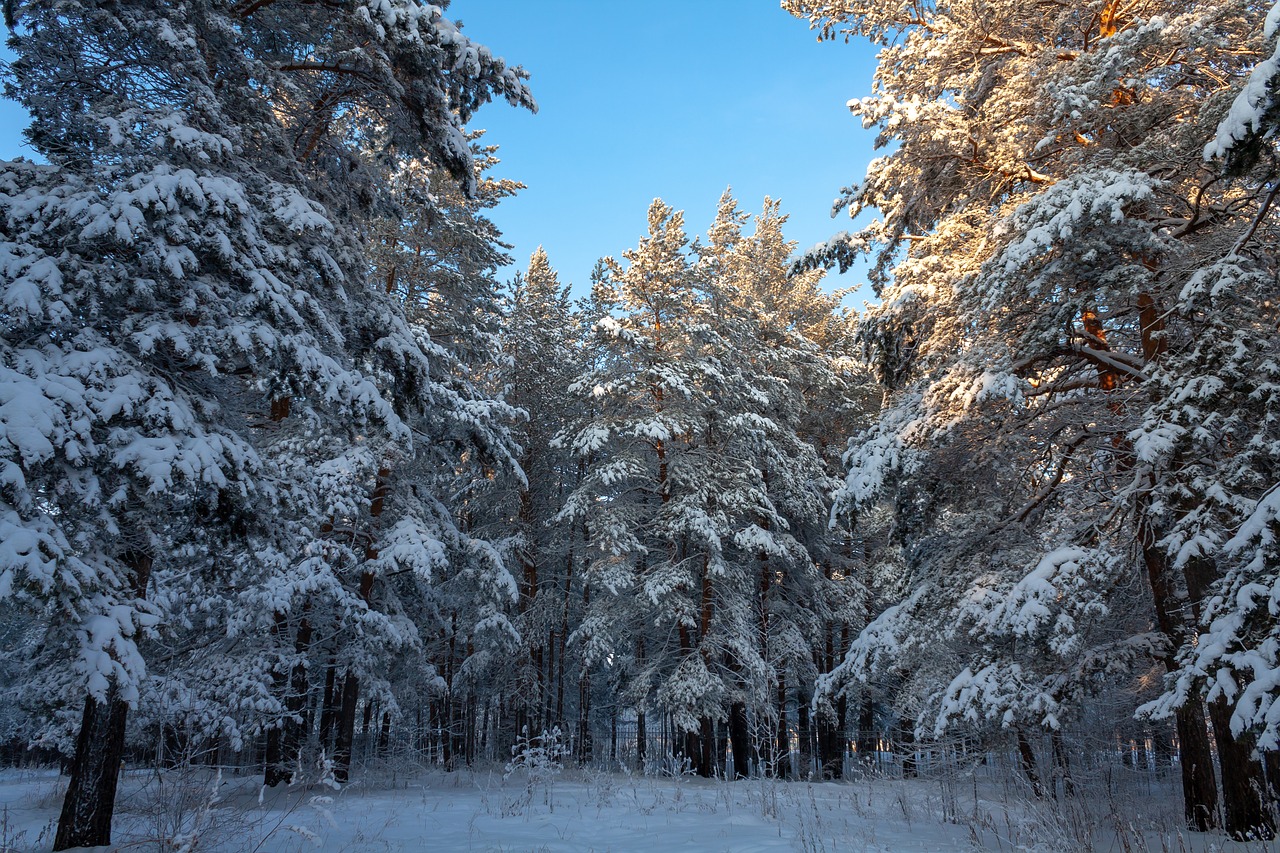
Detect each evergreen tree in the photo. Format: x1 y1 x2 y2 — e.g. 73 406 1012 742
788 0 1277 835
0 0 531 845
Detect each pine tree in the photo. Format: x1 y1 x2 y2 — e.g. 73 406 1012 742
497 247 587 747
788 0 1276 834
0 0 531 845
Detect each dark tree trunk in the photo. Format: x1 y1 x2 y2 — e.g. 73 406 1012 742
578 672 592 766
280 617 312 779
1207 695 1275 840
1139 504 1219 831
264 721 286 787
816 709 838 779
378 711 391 757
681 727 699 775
440 698 453 770
1152 723 1175 772
636 711 647 768
450 695 466 768
1174 702 1219 832
715 718 728 778
1265 751 1280 804
610 708 618 763
333 670 359 783
698 716 714 778
54 693 129 851
264 611 290 786
1184 557 1273 839
729 701 750 779
1016 730 1043 798
899 713 918 779
55 549 150 851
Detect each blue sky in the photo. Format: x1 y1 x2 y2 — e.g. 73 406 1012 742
0 1 880 303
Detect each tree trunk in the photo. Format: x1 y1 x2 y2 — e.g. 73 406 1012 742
1016 729 1043 798
281 616 312 780
578 671 592 766
698 716 714 778
333 670 359 783
54 693 129 851
440 697 453 770
1207 695 1275 840
816 708 838 779
378 711 391 757
1173 702 1219 832
1265 751 1280 804
855 699 875 774
636 711 647 768
55 549 151 851
264 612 290 786
729 701 750 779
899 712 918 779
1139 502 1219 831
1051 729 1075 799
264 702 287 783
1183 556 1273 839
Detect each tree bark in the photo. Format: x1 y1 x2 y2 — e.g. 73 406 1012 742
54 693 129 851
1183 556 1274 839
55 549 151 851
333 669 359 783
1016 729 1043 798
899 711 918 779
1173 702 1219 832
1138 500 1219 831
318 655 339 753
729 701 750 779
1207 695 1275 840
636 711 647 768
281 616 312 779
1051 728 1075 799
578 671 592 766
855 699 875 775
378 711 391 757
264 611 290 787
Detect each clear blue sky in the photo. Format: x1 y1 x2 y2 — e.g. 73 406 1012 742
0 1 880 304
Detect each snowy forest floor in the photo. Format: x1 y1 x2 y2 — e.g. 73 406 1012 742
1 764 1277 852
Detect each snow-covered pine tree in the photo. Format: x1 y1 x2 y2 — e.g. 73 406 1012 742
1136 0 1280 817
559 193 863 777
558 199 724 773
788 0 1276 835
696 191 863 778
364 139 527 772
0 0 531 845
497 248 588 751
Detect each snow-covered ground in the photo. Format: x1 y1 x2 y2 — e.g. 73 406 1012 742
1 765 1276 852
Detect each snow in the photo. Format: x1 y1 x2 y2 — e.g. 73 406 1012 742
1 765 1269 853
0 767 992 853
